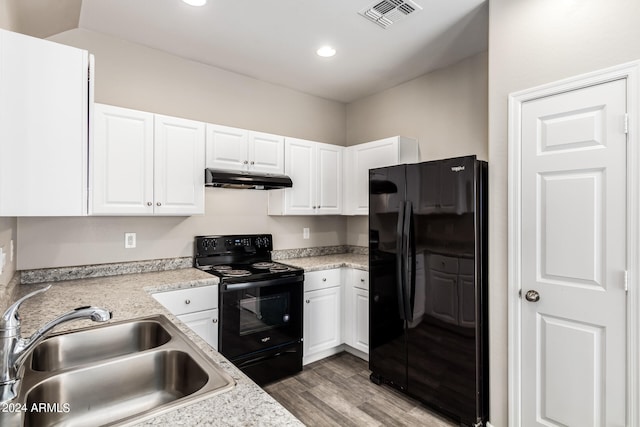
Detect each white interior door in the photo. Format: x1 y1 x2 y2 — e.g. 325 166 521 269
519 79 627 426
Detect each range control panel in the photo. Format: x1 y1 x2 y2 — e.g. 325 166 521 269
195 234 273 256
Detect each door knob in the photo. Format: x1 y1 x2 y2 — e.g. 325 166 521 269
525 290 540 302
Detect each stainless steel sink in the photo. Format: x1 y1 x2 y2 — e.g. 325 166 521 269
31 319 171 371
3 315 235 427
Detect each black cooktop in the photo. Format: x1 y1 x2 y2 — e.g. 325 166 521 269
194 234 303 284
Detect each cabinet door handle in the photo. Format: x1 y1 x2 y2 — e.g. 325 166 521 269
243 160 249 165
250 161 255 165
322 278 327 282
306 299 310 304
147 202 152 206
185 299 191 305
156 202 162 206
212 318 218 323
361 278 365 282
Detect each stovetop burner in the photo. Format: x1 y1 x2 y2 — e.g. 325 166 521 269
212 265 232 271
269 265 290 272
252 262 276 269
223 269 252 277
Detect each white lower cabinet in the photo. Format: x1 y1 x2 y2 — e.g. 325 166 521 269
303 268 369 365
152 285 218 350
344 269 369 355
303 269 342 364
177 309 218 349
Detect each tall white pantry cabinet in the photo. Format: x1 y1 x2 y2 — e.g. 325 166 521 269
0 29 92 216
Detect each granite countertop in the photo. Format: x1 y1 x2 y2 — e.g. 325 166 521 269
281 253 368 272
12 268 303 427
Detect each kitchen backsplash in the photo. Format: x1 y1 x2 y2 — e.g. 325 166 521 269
19 246 368 285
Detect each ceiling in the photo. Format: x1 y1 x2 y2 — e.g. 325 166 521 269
12 0 488 103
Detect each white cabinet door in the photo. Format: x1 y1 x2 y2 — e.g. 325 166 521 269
205 124 248 171
248 131 284 174
344 269 369 355
177 308 219 350
154 115 205 215
352 287 369 354
316 142 343 215
91 105 205 216
304 286 341 359
344 136 418 215
205 125 285 174
0 29 90 216
91 104 154 215
269 138 343 215
284 138 316 214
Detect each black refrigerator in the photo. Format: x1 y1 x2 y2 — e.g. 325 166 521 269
368 155 488 427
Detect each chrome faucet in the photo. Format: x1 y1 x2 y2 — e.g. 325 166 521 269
0 285 112 402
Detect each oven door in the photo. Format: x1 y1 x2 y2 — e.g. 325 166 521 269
220 275 303 360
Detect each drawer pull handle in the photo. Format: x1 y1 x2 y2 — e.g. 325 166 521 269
322 278 327 282
212 318 218 323
306 299 310 304
185 299 191 304
360 278 365 282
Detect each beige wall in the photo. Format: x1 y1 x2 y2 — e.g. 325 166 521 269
17 29 347 269
345 52 488 248
488 0 640 425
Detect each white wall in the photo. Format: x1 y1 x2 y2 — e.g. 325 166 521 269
0 1 19 286
488 0 640 425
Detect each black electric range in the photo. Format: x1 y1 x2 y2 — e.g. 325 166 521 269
194 234 304 385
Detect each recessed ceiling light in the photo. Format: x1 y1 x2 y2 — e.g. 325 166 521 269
182 0 207 6
316 46 336 58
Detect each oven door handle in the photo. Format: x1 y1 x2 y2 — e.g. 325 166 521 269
222 275 303 292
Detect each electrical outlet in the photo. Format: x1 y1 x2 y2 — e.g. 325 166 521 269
303 228 310 239
125 232 136 249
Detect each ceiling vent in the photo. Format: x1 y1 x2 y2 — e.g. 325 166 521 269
359 0 422 29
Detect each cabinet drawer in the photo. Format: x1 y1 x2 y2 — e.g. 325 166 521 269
152 285 218 315
304 269 341 292
352 269 369 290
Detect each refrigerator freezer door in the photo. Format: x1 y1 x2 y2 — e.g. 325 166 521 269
369 164 408 390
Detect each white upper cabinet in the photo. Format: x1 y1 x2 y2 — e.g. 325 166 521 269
343 136 419 215
205 124 284 174
154 114 205 215
91 104 205 216
268 138 343 215
0 29 92 216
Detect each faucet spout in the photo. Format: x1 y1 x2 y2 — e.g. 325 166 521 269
14 306 112 368
0 287 112 403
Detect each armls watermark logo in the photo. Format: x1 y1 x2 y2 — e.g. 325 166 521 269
451 166 465 172
2 402 71 413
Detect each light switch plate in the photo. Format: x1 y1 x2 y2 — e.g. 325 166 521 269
303 228 310 239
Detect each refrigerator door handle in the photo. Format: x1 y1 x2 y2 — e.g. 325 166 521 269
396 201 407 320
403 200 414 322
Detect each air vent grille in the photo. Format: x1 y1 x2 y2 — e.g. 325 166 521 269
359 0 422 29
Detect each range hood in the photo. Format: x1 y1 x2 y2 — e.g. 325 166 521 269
205 168 293 190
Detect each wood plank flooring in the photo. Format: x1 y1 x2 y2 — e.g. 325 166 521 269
264 352 457 427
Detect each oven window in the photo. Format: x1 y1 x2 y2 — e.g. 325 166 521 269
238 291 289 335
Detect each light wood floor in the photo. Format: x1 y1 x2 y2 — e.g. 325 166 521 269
264 352 457 427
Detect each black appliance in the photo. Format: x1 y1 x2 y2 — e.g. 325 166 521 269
369 156 488 427
194 234 303 385
205 168 293 189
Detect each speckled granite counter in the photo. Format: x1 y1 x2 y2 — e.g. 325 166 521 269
281 253 368 272
10 268 303 427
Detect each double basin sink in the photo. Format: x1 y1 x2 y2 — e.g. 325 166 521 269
2 315 235 426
